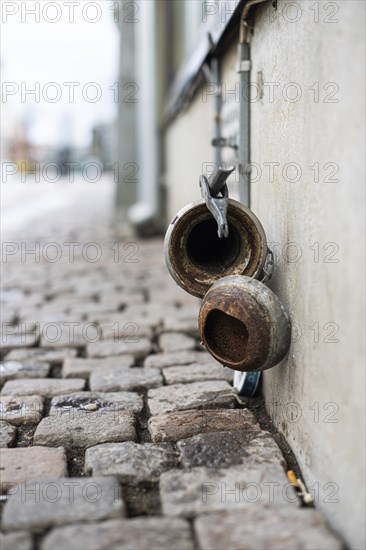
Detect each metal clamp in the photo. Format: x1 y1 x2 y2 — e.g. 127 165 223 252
261 248 274 284
199 165 235 239
200 175 229 238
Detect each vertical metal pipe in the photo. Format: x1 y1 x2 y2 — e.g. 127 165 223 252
128 0 159 229
237 41 251 207
237 0 268 207
212 58 222 168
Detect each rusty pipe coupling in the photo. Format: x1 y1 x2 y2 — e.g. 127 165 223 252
164 171 291 373
165 198 268 298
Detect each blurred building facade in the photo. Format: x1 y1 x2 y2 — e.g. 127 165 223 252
115 2 365 548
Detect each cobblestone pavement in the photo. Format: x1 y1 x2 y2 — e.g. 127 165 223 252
0 183 343 549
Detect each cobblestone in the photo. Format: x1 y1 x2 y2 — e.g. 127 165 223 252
0 333 38 353
160 317 199 337
90 367 162 392
0 447 67 491
0 395 43 425
87 338 152 359
33 411 137 449
85 441 177 483
144 350 215 369
0 532 33 550
62 355 134 378
39 324 90 348
148 409 259 442
148 381 235 416
163 363 232 384
49 391 143 415
160 463 293 517
0 361 50 382
1 379 85 398
5 348 77 364
0 421 16 447
41 517 194 550
2 477 125 531
194 508 343 550
158 332 196 352
99 321 153 341
177 429 286 469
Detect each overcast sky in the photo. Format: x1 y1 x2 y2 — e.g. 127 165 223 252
1 1 120 147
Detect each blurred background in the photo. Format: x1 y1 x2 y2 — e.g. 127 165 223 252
1 2 119 174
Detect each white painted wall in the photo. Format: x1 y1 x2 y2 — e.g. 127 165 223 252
250 2 365 548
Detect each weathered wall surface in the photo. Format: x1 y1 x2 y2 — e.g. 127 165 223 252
164 2 365 548
250 2 365 548
165 93 213 221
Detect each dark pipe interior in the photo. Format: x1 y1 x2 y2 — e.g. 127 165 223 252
204 309 248 363
186 218 240 274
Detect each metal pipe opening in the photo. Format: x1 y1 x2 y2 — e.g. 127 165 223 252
186 219 240 274
204 309 249 363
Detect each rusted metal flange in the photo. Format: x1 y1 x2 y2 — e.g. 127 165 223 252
164 199 268 298
199 275 291 372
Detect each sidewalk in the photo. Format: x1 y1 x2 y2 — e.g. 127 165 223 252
0 179 343 549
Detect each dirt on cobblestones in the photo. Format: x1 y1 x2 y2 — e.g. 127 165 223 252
238 395 302 477
15 424 38 448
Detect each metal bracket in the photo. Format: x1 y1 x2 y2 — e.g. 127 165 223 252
261 248 274 284
199 165 235 238
236 60 251 73
211 136 238 149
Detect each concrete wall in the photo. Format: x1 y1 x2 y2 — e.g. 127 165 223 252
250 2 365 548
165 91 213 221
164 42 241 220
164 2 365 548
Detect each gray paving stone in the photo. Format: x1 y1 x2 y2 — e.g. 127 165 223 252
177 429 286 469
0 531 33 550
160 318 200 337
0 421 16 447
87 338 152 359
5 348 77 364
160 463 294 517
0 361 50 383
39 323 97 348
121 304 180 327
158 332 196 352
2 477 125 531
0 447 67 492
1 378 85 398
0 395 43 425
90 367 162 392
148 381 235 416
90 312 159 330
33 410 137 449
144 350 216 369
99 321 153 341
62 356 134 378
148 409 260 442
0 332 38 352
41 517 194 550
85 441 176 483
194 508 343 550
163 363 232 385
49 391 143 415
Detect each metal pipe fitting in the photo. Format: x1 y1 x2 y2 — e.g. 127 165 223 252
198 275 291 372
164 199 268 298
